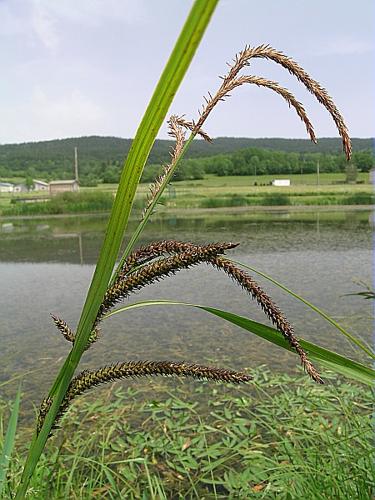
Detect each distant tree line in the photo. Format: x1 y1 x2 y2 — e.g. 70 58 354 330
0 136 373 185
177 148 373 177
140 148 374 183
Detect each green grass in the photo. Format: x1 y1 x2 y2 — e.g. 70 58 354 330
184 191 373 210
1 173 372 217
161 172 370 188
2 370 373 499
0 177 25 184
1 191 114 216
139 173 373 210
0 386 21 497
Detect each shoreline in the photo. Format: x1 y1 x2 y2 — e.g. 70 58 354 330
0 204 373 221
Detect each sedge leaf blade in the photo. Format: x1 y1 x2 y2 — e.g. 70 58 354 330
104 300 374 385
0 385 21 497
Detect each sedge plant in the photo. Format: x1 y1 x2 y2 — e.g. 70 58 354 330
13 1 374 497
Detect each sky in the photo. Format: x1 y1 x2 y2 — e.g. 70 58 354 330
1 0 374 144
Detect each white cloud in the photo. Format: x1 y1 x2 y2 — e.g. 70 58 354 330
0 87 110 142
30 0 59 50
30 0 147 28
313 38 374 57
32 87 105 135
0 3 26 36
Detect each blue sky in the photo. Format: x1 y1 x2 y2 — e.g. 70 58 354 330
1 0 374 144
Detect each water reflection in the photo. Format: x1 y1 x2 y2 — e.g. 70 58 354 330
0 210 372 264
0 209 372 417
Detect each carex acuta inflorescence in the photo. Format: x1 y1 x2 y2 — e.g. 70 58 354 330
39 42 354 436
41 239 323 435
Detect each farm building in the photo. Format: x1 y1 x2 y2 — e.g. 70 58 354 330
272 179 291 187
33 180 49 191
49 180 79 195
0 182 14 193
13 184 28 193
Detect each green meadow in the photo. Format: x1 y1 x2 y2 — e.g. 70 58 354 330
0 173 373 217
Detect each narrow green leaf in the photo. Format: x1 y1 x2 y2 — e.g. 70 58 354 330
115 134 195 277
0 385 21 496
231 259 374 359
104 300 374 386
16 2 218 497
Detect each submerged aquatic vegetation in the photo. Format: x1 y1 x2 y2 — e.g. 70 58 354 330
13 2 374 498
42 238 322 434
4 372 373 499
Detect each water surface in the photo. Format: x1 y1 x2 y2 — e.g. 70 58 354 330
0 209 372 417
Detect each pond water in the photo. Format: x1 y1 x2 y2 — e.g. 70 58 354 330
0 209 373 418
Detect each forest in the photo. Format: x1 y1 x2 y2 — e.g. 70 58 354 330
0 135 373 186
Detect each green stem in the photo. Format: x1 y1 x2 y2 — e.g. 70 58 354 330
112 133 195 282
15 2 218 497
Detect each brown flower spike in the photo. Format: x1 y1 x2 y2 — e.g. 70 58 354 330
51 314 99 349
191 44 351 160
38 361 251 433
42 42 352 437
43 239 322 436
143 44 351 225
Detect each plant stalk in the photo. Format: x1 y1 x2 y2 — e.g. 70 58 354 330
15 2 218 497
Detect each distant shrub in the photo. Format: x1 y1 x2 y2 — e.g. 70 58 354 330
228 194 248 206
141 164 163 183
79 176 100 187
302 196 340 206
2 191 114 216
261 193 291 206
200 194 248 208
344 192 375 205
200 197 228 208
131 196 147 210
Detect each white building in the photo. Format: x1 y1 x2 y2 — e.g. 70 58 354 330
13 184 28 193
272 179 291 187
0 182 14 193
33 180 49 191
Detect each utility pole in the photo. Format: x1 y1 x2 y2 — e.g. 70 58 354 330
74 146 79 182
317 159 320 186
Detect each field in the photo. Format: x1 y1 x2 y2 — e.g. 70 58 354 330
162 172 370 188
136 173 373 210
0 173 373 217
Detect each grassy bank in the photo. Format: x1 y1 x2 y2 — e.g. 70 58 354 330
0 173 373 216
197 191 374 209
142 173 374 210
0 192 115 217
2 371 373 499
167 172 371 188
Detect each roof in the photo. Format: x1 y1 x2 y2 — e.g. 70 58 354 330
33 179 49 186
49 180 78 185
0 182 13 187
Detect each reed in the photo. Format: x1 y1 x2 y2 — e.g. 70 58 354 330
13 2 374 498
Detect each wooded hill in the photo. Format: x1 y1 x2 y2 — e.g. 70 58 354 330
0 136 373 184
